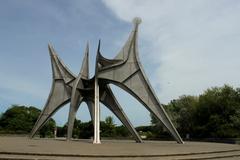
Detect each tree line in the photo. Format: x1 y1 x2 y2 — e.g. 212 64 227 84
0 106 55 137
0 105 130 139
0 85 239 141
148 84 240 141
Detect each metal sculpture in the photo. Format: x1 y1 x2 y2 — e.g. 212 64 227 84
30 17 184 144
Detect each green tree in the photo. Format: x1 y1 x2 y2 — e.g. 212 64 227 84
39 119 56 138
166 95 198 138
56 125 67 137
195 85 240 138
115 125 130 137
72 119 82 138
150 85 240 139
78 121 93 138
230 109 240 137
150 113 167 139
101 116 116 137
0 105 56 137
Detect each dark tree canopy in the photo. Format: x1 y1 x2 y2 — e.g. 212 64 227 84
194 85 240 138
150 85 240 140
57 116 131 139
0 105 56 137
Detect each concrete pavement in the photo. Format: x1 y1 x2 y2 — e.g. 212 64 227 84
0 136 239 159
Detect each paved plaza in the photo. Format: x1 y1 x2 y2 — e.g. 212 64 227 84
0 136 239 159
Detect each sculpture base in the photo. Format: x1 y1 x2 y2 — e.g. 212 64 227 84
0 136 239 160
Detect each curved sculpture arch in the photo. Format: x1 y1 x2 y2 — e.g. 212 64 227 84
30 17 183 144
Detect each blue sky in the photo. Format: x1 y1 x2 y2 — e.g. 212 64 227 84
1 0 240 126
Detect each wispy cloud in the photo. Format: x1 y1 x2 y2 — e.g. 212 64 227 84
102 0 240 103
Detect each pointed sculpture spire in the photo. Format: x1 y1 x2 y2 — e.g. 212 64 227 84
80 43 89 80
48 44 75 83
114 17 141 61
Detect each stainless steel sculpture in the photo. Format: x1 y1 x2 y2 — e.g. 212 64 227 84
30 17 184 144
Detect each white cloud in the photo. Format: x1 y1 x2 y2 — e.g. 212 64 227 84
102 0 240 103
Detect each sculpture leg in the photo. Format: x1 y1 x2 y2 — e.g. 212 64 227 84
31 45 74 138
93 77 101 144
30 80 71 138
67 86 83 140
100 85 142 143
119 71 184 144
86 101 94 122
67 104 81 140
